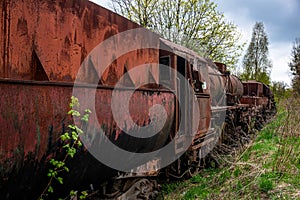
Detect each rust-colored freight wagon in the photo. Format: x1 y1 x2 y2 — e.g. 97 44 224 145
0 0 213 199
0 0 175 198
0 0 277 199
241 81 269 106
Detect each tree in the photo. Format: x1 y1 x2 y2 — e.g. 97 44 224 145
110 0 158 28
271 81 289 102
110 0 244 69
241 22 272 85
289 38 300 94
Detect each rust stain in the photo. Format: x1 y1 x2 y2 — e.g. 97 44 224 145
0 80 175 197
0 1 164 197
0 0 160 84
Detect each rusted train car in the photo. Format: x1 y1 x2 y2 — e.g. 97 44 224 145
0 0 276 199
241 81 276 129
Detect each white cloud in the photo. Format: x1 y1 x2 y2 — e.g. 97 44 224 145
269 42 293 86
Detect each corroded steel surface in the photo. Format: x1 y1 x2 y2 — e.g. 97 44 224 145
158 38 212 140
0 0 163 174
0 0 159 84
228 75 243 98
196 95 211 135
208 66 226 106
208 62 243 106
262 83 273 97
0 0 170 198
0 80 175 198
242 81 264 97
240 96 269 107
0 0 276 199
214 62 227 74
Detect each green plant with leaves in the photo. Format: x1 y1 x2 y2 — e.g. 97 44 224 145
271 81 293 103
39 96 91 200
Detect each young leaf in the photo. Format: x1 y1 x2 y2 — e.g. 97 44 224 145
47 186 54 193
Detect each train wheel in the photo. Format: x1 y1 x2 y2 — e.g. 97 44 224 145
102 178 158 200
116 179 158 200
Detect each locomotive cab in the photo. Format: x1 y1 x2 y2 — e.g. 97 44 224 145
159 38 211 154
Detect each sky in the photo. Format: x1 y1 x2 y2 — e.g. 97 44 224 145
91 0 300 86
213 0 300 86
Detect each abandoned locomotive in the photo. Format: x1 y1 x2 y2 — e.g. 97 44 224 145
0 0 276 199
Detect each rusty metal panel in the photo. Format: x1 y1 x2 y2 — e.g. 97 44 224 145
214 62 227 74
197 95 211 136
99 50 160 87
262 83 272 97
240 96 257 105
0 0 159 84
257 97 269 106
159 38 209 68
242 81 264 97
0 81 72 179
0 80 175 194
228 75 243 98
240 96 269 107
208 73 226 106
257 83 263 96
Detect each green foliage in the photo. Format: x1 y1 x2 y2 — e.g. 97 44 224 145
38 96 91 200
233 168 240 177
79 191 88 199
271 81 292 103
241 22 272 85
258 172 275 192
183 185 211 199
190 174 204 183
111 0 244 68
289 38 300 94
160 181 186 195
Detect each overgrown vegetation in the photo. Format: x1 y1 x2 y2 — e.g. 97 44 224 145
161 96 300 199
39 96 91 200
289 38 300 94
271 81 292 103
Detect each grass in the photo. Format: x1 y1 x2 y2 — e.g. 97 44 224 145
161 96 300 200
